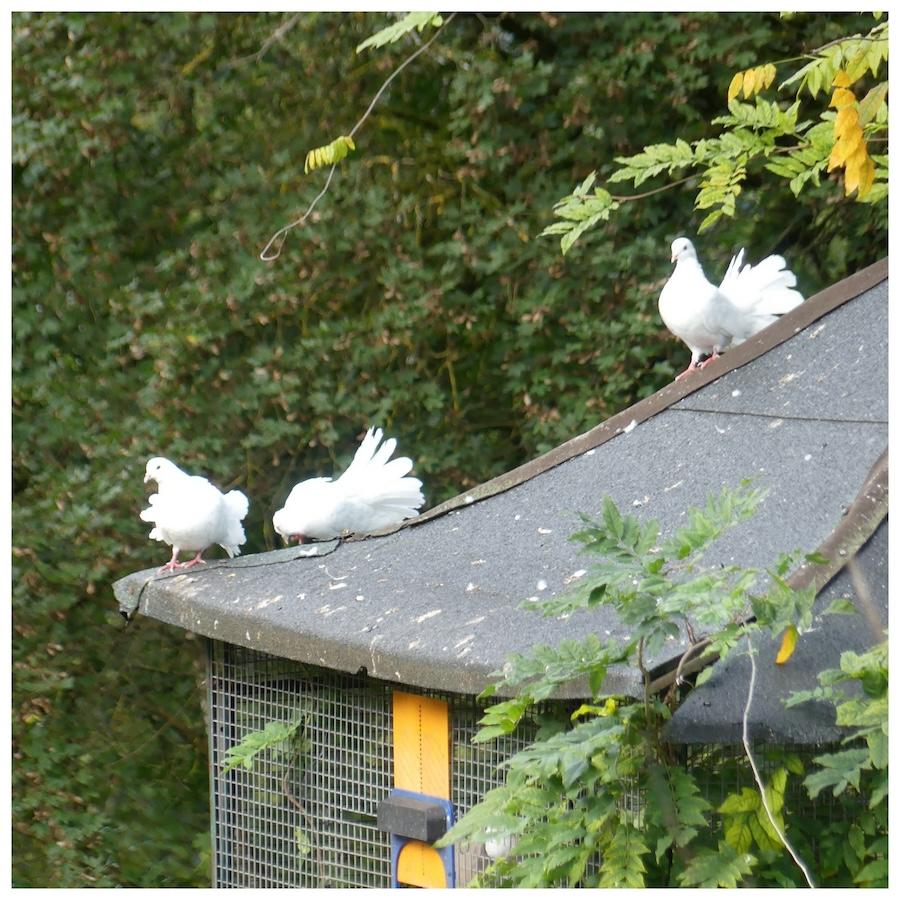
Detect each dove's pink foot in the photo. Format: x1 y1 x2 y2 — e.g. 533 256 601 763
180 551 207 569
675 363 699 381
157 550 185 574
698 352 721 370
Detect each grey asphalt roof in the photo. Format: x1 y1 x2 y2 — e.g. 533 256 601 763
113 260 888 730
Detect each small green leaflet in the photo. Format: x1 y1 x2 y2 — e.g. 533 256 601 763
356 12 443 53
221 717 306 774
677 842 757 888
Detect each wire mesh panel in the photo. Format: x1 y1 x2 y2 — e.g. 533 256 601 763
206 640 544 888
206 641 850 888
682 740 850 868
207 642 382 886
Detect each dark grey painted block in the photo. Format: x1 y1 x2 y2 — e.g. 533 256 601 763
377 794 448 842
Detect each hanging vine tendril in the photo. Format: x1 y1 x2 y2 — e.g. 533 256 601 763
260 12 457 262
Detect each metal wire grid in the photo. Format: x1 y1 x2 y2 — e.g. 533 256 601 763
449 694 542 884
207 641 545 888
208 642 395 887
207 642 841 888
683 741 846 838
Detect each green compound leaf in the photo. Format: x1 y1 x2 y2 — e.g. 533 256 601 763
356 12 443 53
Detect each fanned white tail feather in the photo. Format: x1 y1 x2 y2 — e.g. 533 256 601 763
139 493 165 541
340 428 423 513
719 249 804 316
220 490 250 557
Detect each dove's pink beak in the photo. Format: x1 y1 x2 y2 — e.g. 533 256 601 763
144 473 152 484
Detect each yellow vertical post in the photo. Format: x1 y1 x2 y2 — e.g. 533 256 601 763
392 691 451 887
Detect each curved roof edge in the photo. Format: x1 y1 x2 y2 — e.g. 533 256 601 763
112 258 887 720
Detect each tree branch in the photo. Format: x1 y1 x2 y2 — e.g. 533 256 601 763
225 12 302 69
260 12 458 261
609 174 696 204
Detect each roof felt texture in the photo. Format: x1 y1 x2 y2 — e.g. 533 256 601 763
114 262 888 716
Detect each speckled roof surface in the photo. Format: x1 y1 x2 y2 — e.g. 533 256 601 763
113 260 888 730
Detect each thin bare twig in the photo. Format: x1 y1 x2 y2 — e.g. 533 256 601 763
260 163 338 261
609 174 697 204
260 12 458 261
742 634 816 889
226 12 302 69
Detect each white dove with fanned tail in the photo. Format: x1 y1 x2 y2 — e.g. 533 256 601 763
141 457 249 573
659 237 804 380
273 427 425 543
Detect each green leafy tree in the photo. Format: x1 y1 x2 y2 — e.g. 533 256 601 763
439 485 873 888
543 13 887 248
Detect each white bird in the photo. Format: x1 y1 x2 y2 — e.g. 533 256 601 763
141 457 249 573
659 237 804 380
273 427 425 543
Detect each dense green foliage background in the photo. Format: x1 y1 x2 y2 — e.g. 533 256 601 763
12 11 885 886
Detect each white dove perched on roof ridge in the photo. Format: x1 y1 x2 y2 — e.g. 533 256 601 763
141 457 249 573
659 237 804 380
273 427 425 543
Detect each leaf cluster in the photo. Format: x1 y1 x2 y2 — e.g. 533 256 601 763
441 484 848 887
784 640 887 886
355 11 443 53
220 715 309 774
543 13 887 247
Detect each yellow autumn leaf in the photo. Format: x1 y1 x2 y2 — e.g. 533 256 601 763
843 143 870 195
829 87 857 109
832 68 852 88
834 106 860 140
728 71 744 102
304 135 356 174
847 138 869 164
570 698 618 721
756 66 771 95
743 68 756 98
829 127 865 172
842 126 864 158
857 156 876 198
762 63 777 90
775 625 798 665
